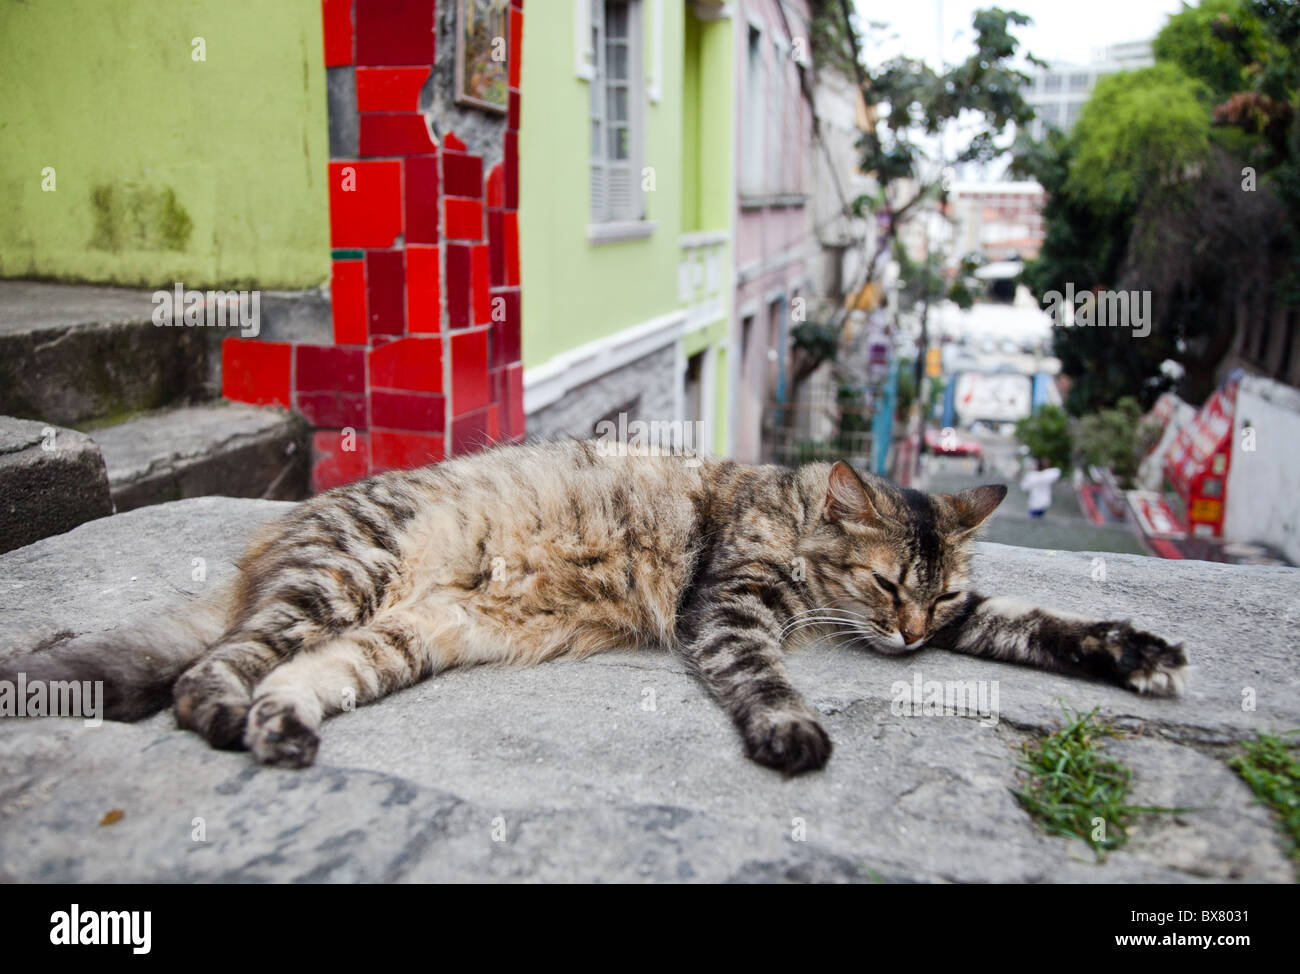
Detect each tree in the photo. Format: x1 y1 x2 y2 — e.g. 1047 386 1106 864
1014 405 1072 472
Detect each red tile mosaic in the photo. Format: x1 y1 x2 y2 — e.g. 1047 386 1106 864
360 113 437 156
312 429 371 491
371 389 445 432
451 329 490 414
445 197 483 241
297 391 368 429
371 429 444 470
355 66 429 111
365 249 406 336
322 0 354 67
471 245 491 325
443 153 483 198
330 260 368 344
445 244 471 328
222 338 291 409
404 154 440 244
405 244 441 333
369 335 443 392
355 0 435 67
329 160 402 248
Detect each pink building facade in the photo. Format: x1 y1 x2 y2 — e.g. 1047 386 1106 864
729 0 816 462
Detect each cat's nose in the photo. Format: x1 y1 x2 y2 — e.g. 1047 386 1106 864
902 630 926 648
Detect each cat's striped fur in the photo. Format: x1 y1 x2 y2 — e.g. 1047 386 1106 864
0 440 1187 774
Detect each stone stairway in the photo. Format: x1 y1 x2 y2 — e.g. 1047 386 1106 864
0 280 308 553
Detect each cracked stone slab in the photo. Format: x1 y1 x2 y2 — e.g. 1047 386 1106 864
0 498 1296 881
0 416 112 555
89 402 309 512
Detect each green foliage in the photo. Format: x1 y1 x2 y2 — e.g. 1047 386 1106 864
1067 65 1213 212
1229 731 1300 871
1014 708 1182 859
1154 0 1259 101
1014 404 1072 472
1075 396 1144 487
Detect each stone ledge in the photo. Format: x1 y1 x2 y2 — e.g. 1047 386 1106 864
0 416 112 555
0 497 1296 882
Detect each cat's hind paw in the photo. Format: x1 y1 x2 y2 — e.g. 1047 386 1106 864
245 696 321 768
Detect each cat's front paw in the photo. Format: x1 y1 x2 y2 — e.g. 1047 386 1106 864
744 711 833 775
1099 622 1188 697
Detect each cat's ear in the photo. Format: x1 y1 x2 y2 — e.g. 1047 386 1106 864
943 485 1007 534
825 461 890 524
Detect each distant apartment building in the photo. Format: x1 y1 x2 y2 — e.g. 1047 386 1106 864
950 181 1046 263
520 0 733 454
731 0 816 462
1023 40 1153 140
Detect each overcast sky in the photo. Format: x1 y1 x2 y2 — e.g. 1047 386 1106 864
856 0 1191 68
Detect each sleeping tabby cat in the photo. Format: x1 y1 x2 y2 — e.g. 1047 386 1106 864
1 440 1187 774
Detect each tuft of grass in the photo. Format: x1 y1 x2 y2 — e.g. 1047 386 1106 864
1229 731 1300 872
1013 707 1180 860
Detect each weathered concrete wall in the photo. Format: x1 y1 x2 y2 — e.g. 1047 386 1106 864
0 0 330 288
0 497 1296 881
527 345 680 440
1227 374 1300 564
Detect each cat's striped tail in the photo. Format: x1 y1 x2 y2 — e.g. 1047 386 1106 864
0 588 232 722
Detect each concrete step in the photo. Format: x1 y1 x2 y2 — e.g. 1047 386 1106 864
0 416 112 554
0 280 332 428
89 402 310 513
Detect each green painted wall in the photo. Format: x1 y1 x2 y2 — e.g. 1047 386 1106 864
521 3 733 370
0 0 330 289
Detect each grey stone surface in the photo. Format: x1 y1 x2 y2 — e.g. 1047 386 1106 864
0 281 217 426
528 344 681 440
91 402 309 513
0 416 112 555
0 498 1296 882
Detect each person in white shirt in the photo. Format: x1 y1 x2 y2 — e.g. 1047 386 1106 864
1020 458 1061 519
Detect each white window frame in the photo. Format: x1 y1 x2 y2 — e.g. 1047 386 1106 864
589 0 647 229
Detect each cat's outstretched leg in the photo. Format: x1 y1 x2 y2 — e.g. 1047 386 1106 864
675 576 830 775
929 594 1188 695
242 605 470 767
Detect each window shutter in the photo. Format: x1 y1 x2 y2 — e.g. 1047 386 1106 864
590 0 608 222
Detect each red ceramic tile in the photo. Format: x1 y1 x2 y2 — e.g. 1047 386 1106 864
406 244 441 333
222 338 291 408
360 113 437 156
488 210 505 287
296 344 366 393
297 391 368 429
489 365 505 406
371 429 444 471
329 160 402 248
371 389 445 432
451 329 490 414
442 130 467 151
321 0 354 67
369 335 443 392
497 289 521 364
445 197 483 241
443 153 483 198
445 244 471 328
509 8 523 89
312 429 371 492
471 245 491 325
451 407 492 456
365 249 405 336
504 363 525 439
355 0 435 66
508 90 520 131
504 211 520 286
486 163 505 209
504 130 518 209
488 404 500 441
405 154 440 244
331 260 367 344
355 66 429 111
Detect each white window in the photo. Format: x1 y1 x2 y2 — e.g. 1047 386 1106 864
590 0 645 224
